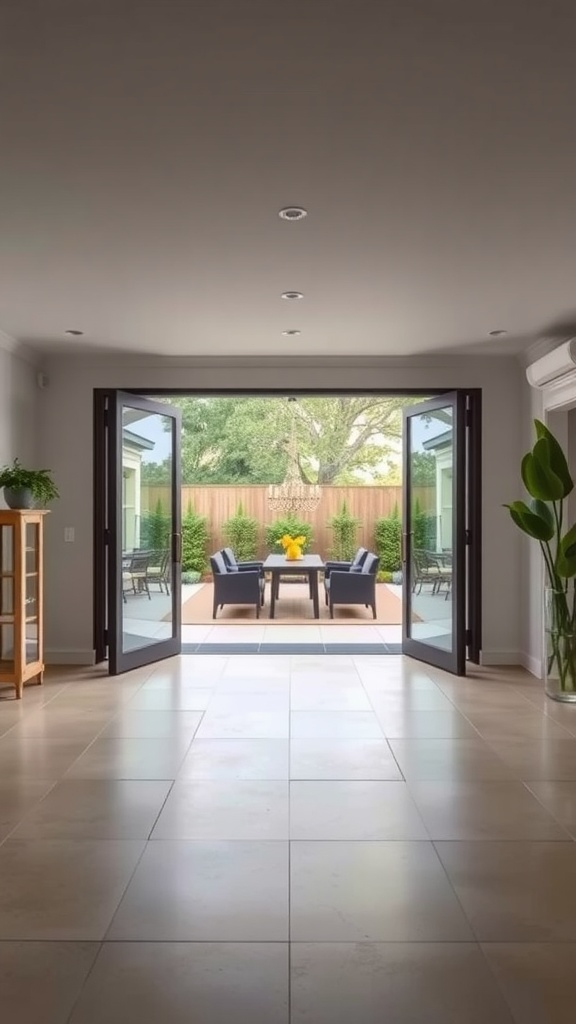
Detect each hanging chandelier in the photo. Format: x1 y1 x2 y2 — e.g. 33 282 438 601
267 401 321 514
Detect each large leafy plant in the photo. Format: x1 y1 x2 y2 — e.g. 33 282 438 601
0 458 59 504
506 419 576 689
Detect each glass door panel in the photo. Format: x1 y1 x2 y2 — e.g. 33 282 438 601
402 393 466 674
108 393 182 674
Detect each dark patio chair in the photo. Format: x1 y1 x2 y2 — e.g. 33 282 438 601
122 551 153 602
324 547 368 603
325 551 380 619
221 547 264 576
146 549 171 594
210 551 266 619
412 548 451 595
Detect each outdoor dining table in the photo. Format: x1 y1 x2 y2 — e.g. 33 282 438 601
262 553 325 619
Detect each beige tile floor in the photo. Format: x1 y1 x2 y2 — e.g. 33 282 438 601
1 657 576 1021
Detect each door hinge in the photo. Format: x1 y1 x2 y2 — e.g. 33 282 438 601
104 529 111 545
103 628 109 645
465 407 471 426
465 628 472 645
465 530 472 545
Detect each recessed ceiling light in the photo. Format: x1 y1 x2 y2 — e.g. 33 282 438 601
281 291 304 300
282 329 301 336
488 329 508 337
278 206 307 221
64 329 84 336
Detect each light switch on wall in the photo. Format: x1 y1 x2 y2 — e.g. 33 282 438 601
64 527 75 543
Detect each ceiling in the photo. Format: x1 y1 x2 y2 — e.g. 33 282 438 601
1 0 576 359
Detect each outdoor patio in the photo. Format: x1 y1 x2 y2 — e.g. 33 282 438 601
121 581 452 650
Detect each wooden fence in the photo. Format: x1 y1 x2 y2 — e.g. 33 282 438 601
143 485 435 559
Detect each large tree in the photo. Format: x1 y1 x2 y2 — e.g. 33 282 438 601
164 395 418 485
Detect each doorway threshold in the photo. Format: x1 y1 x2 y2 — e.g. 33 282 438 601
182 642 402 655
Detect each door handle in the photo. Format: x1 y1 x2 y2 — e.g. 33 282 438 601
401 531 413 564
173 533 182 564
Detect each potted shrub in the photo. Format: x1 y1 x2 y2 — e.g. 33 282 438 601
0 459 59 509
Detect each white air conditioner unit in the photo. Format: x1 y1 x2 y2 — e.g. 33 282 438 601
526 339 576 388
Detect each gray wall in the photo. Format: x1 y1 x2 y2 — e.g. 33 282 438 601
37 354 524 665
0 345 39 505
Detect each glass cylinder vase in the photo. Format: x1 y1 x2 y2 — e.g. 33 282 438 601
544 584 576 702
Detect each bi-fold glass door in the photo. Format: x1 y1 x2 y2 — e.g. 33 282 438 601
402 391 481 674
94 390 182 674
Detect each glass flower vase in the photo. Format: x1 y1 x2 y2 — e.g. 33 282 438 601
545 584 576 702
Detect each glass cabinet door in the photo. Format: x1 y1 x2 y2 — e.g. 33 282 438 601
25 521 39 665
0 522 15 670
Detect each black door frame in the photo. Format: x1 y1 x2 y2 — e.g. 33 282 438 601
93 387 481 672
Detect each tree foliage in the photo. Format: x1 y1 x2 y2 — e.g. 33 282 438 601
374 506 402 572
165 396 416 485
265 516 314 552
181 503 209 574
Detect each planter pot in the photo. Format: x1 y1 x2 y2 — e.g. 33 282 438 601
545 584 576 702
3 487 34 509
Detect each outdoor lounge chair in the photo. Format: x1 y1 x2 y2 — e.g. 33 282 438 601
210 551 266 618
221 547 264 576
325 551 379 619
323 547 368 603
146 549 171 594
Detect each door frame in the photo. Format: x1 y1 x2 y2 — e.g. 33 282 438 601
93 386 482 670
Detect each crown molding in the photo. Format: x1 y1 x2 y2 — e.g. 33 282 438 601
0 329 41 366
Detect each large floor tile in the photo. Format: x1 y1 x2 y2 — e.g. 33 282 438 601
367 689 459 712
3 707 113 741
0 839 144 939
291 942 514 1024
12 780 171 839
436 840 576 940
526 780 576 837
64 736 193 779
0 941 100 1024
107 840 289 940
195 709 289 739
290 781 428 839
408 781 571 839
290 737 402 780
0 778 56 832
151 780 289 839
290 681 371 712
0 737 93 779
374 708 477 738
291 712 383 739
482 943 576 1024
178 738 289 779
124 688 213 710
99 709 204 737
220 656 290 680
389 737 515 780
290 840 473 941
464 708 573 739
485 736 576 779
69 942 288 1024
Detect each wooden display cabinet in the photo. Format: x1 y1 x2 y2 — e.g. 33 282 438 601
0 510 47 699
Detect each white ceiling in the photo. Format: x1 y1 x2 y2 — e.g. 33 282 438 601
1 0 576 359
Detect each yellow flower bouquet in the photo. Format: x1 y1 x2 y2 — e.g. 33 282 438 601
279 533 306 560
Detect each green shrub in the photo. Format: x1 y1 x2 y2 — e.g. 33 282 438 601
140 498 171 551
182 502 209 573
222 502 259 562
377 570 394 583
374 506 402 572
412 497 437 551
181 570 201 585
327 501 361 561
265 516 313 552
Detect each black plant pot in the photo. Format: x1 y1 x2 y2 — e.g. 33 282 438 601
3 487 34 509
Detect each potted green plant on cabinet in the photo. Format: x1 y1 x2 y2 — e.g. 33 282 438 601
505 420 576 701
0 459 59 509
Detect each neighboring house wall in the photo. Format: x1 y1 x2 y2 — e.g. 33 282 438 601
37 354 523 666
